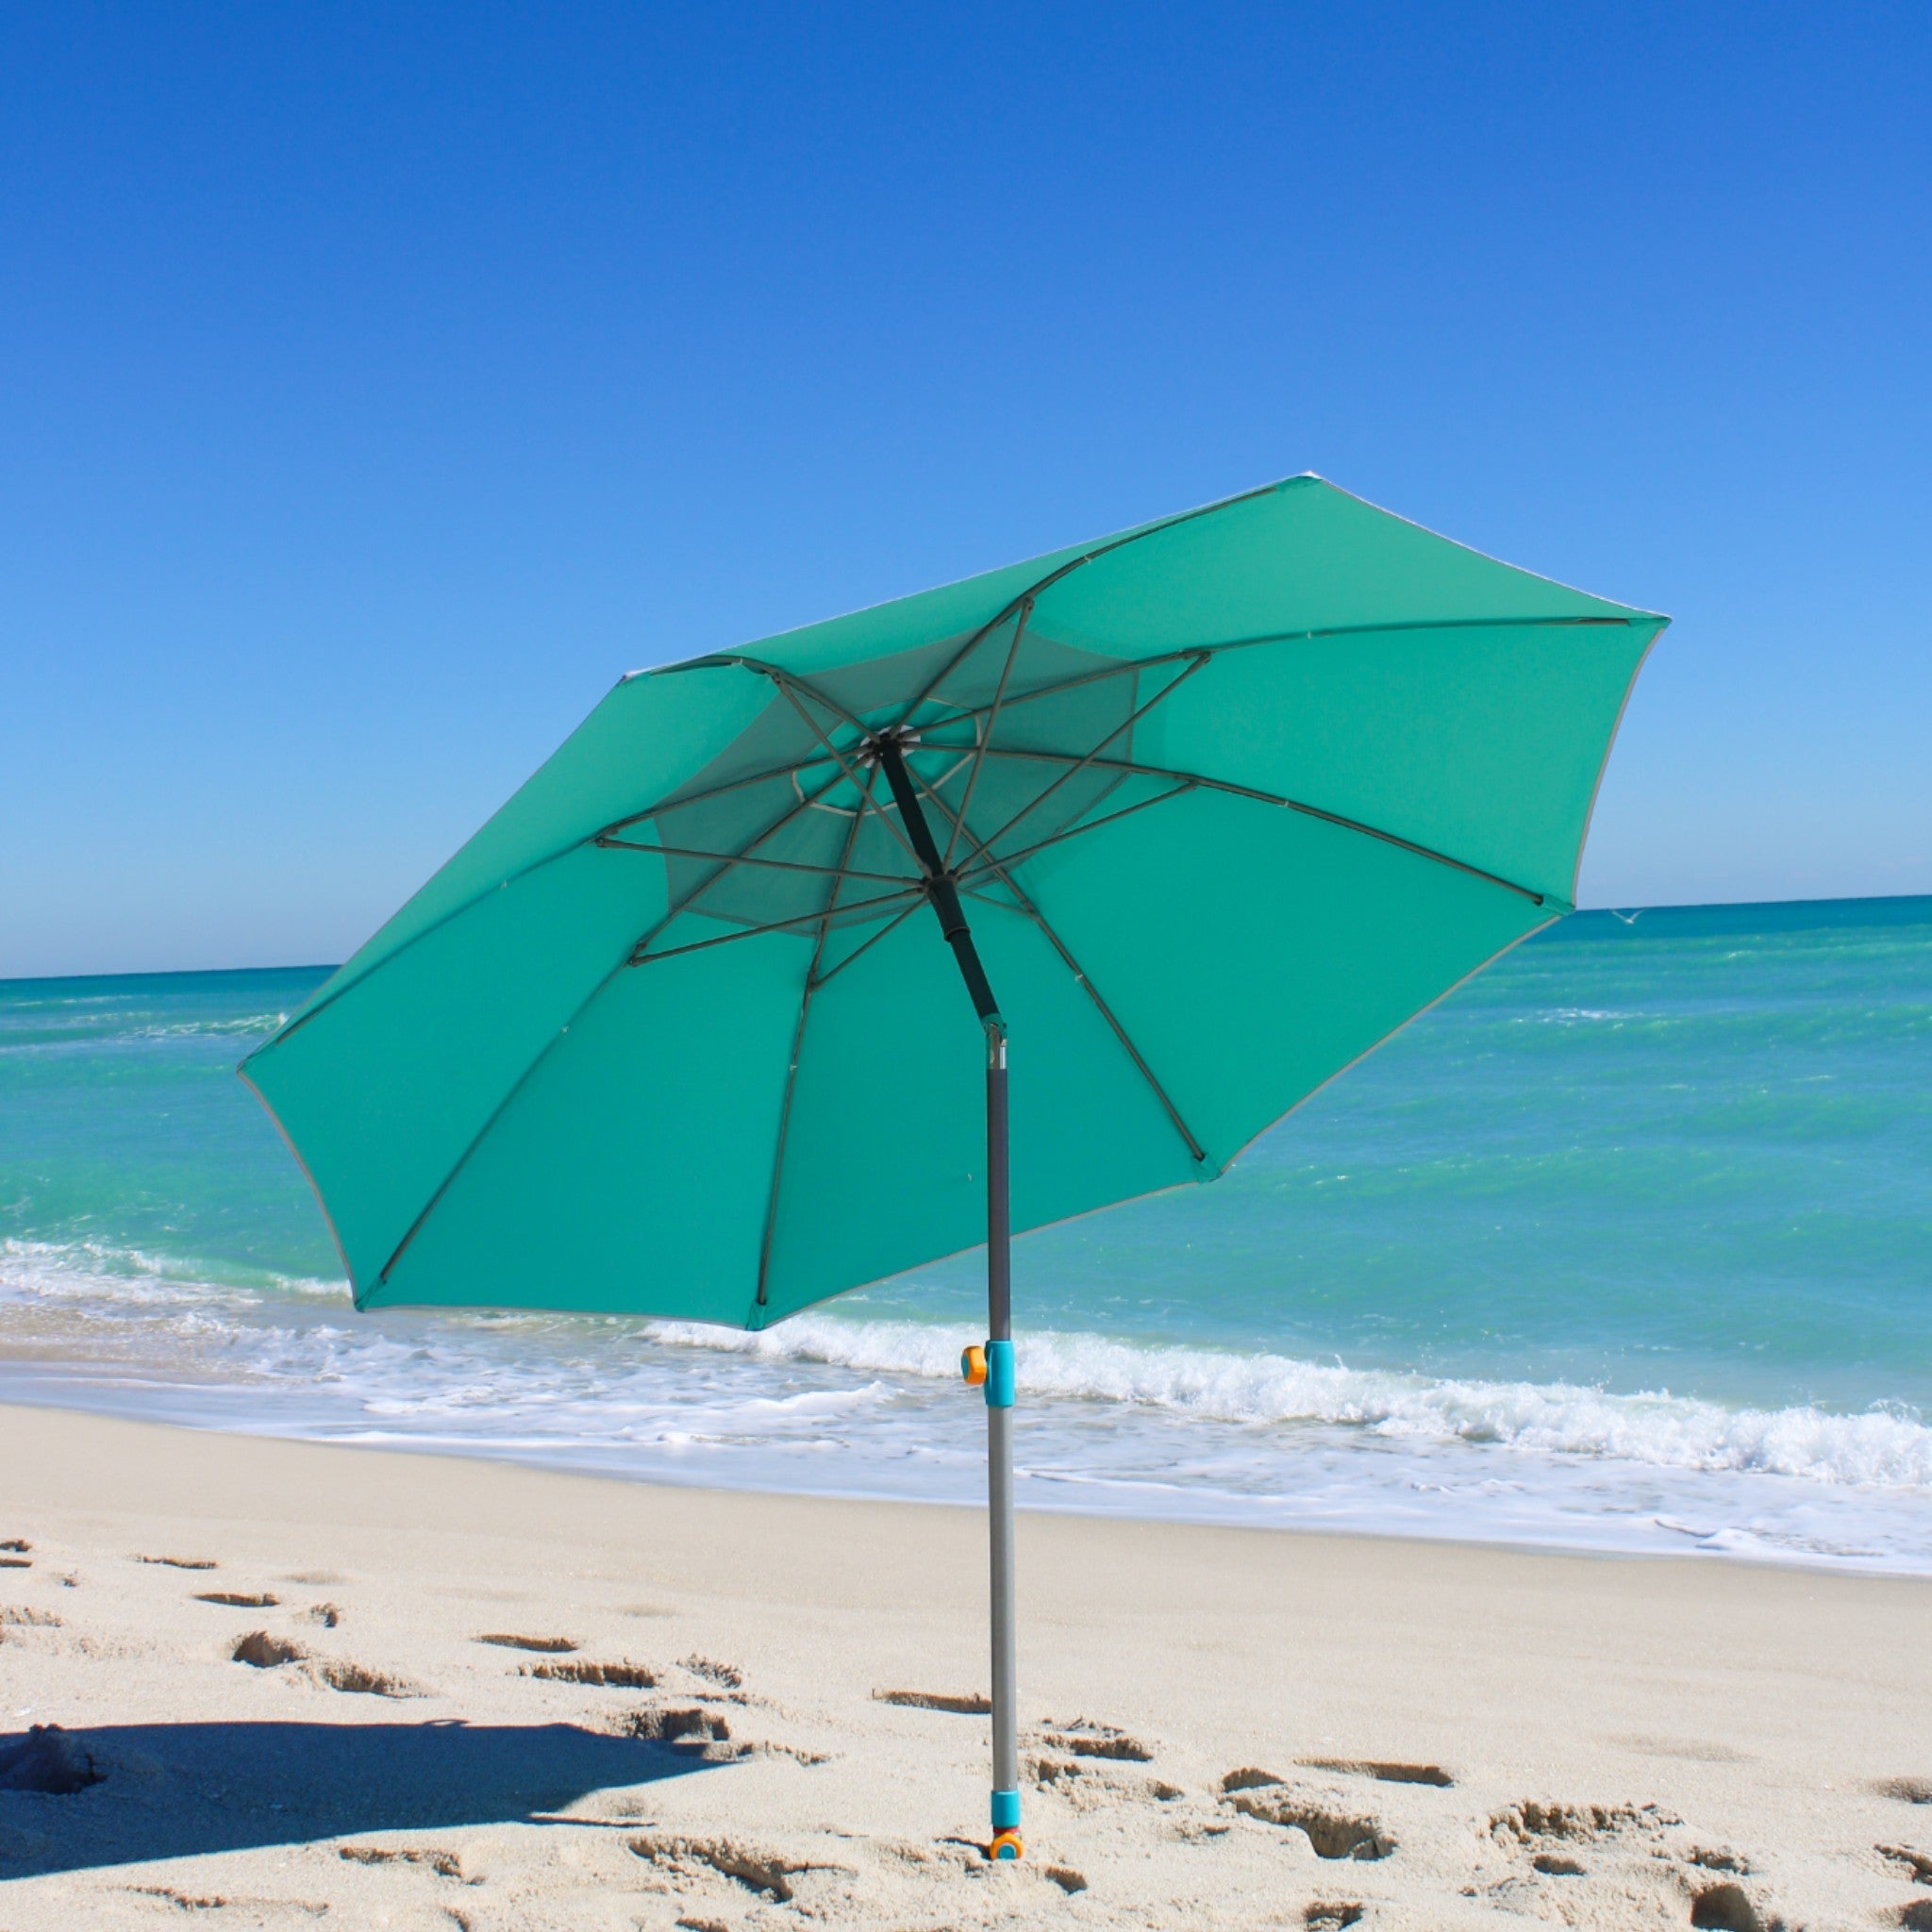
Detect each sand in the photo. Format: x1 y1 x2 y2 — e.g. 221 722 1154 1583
1 1402 1929 1929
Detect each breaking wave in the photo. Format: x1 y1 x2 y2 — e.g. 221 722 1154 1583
646 1312 1932 1492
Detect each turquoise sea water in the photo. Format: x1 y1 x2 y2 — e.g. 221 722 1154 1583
3 896 1929 1569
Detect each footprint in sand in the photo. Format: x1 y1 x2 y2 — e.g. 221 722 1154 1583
617 1706 738 1754
1036 1717 1154 1762
679 1655 743 1690
229 1630 422 1698
475 1632 578 1653
194 1591 278 1608
521 1657 656 1688
339 1844 468 1880
872 1688 989 1713
1298 1757 1454 1789
137 1554 218 1571
1304 1907 1364 1930
1876 1778 1932 1806
1488 1800 1781 1929
1218 1771 1394 1860
628 1832 850 1905
1029 1753 1181 1811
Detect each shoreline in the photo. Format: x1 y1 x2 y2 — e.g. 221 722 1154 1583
4 1401 1931 1926
5 1364 1931 1582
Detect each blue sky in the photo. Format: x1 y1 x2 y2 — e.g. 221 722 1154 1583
4 3 1928 978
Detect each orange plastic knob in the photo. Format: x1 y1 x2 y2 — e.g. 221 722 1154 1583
960 1343 988 1387
990 1829 1024 1860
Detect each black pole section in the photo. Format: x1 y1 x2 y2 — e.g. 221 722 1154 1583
875 740 1002 1029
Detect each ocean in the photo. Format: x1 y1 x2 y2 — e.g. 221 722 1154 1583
3 896 1928 1573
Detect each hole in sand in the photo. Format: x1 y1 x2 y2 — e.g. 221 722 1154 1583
476 1632 578 1653
1877 1779 1932 1805
1901 1903 1932 1930
232 1630 305 1669
1305 1907 1364 1930
138 1555 217 1571
1534 1853 1587 1875
1221 1767 1283 1794
522 1658 656 1689
1044 1865 1087 1893
196 1591 279 1608
680 1655 743 1689
1301 1757 1453 1788
0 1540 28 1553
1690 1881 1779 1931
873 1689 991 1714
307 1603 342 1628
0 1724 104 1794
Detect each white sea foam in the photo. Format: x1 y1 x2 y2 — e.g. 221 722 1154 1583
645 1312 1932 1491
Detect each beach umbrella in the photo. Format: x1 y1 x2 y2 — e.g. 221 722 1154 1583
241 475 1664 1858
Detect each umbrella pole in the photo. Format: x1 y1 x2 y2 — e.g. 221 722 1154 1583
873 737 1023 1859
984 1015 1021 1859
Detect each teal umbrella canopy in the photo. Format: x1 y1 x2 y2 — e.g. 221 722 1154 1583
242 476 1664 1331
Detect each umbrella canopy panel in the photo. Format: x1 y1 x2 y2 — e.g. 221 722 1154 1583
242 476 1664 1327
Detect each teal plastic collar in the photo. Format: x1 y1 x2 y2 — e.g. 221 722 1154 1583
984 1338 1015 1407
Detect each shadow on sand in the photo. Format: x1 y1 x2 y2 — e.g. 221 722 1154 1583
0 1717 724 1876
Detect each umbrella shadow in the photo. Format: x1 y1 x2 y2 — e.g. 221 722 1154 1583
0 1717 724 1877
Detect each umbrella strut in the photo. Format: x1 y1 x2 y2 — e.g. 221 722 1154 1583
874 736 1024 1863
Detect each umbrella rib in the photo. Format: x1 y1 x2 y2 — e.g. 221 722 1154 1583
632 889 926 968
596 752 837 839
596 836 911 886
972 652 1211 858
956 781 1200 884
954 747 1547 905
805 898 925 992
941 599 1030 871
754 774 874 1309
905 767 1210 1168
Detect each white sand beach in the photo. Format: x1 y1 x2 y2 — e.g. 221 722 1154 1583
3 1401 1929 1929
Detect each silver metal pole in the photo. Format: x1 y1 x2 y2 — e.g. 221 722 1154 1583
984 1020 1019 1853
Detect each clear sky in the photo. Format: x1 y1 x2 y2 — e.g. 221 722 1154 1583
5 4 1928 978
